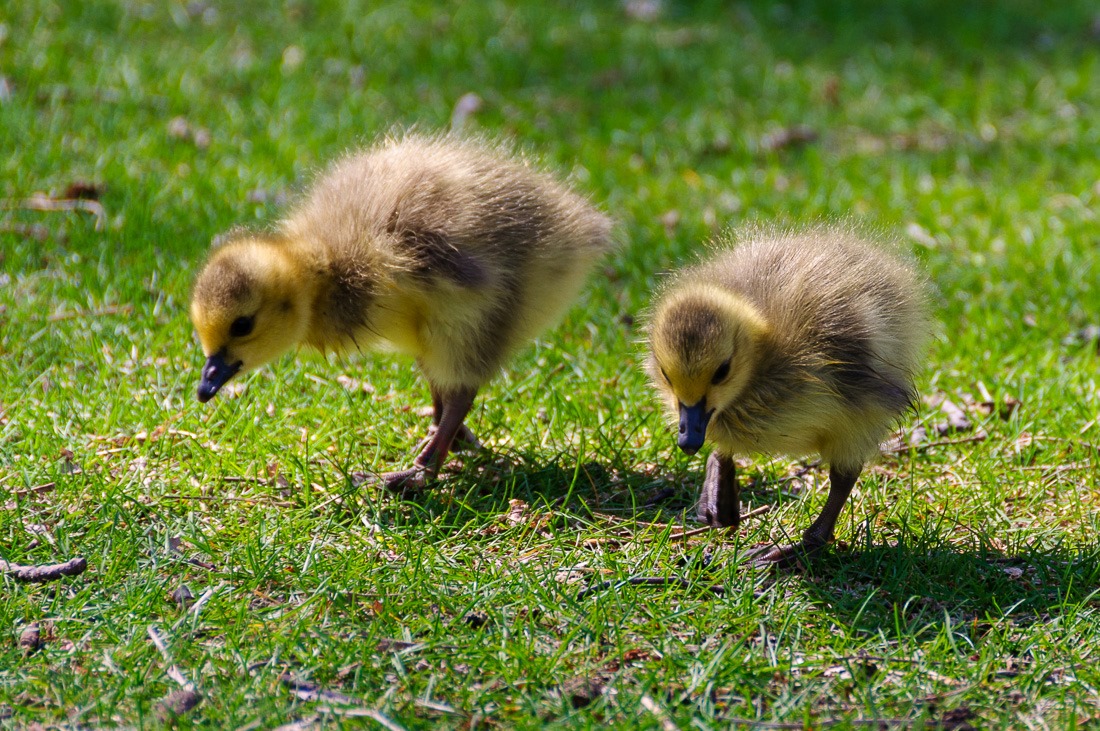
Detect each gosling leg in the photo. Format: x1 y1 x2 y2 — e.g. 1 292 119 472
753 465 860 567
420 384 481 452
382 385 478 492
698 451 740 528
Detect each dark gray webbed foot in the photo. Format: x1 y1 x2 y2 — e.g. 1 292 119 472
348 468 432 494
747 539 827 570
377 467 431 494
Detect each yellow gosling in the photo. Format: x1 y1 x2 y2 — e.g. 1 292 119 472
191 134 614 490
646 225 928 565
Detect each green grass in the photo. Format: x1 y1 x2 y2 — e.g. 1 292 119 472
3 0 1100 727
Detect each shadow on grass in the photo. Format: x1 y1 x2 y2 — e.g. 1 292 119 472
789 535 1100 632
324 443 707 535
334 449 1100 626
349 447 701 527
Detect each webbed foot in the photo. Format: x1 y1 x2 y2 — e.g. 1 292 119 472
747 539 826 570
377 467 431 494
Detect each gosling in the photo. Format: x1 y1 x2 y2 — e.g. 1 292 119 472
646 226 927 565
190 134 613 490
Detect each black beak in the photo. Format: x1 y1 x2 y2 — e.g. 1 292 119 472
197 350 241 403
678 399 713 455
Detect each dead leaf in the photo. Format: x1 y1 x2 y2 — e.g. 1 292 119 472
464 611 489 629
62 181 103 200
1014 432 1036 454
504 498 529 525
940 706 978 731
939 400 971 431
376 638 420 653
167 116 191 139
336 375 375 394
1063 324 1100 346
906 222 938 248
166 116 211 149
661 210 680 234
280 673 362 706
624 0 663 22
760 125 818 152
450 92 482 131
558 675 605 709
171 585 194 608
19 622 43 655
155 689 203 722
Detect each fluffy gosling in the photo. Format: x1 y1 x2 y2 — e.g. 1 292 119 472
646 226 927 565
191 134 613 489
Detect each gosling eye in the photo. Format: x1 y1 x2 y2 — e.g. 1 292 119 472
229 315 255 338
711 359 731 385
660 366 672 385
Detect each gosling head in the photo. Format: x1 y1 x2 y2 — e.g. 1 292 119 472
647 285 770 455
189 234 313 402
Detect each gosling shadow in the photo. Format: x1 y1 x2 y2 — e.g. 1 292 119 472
778 535 1100 631
334 448 703 531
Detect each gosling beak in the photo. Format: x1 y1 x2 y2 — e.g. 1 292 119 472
678 399 713 455
197 350 241 403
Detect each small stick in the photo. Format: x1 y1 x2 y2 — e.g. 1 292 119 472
727 718 912 729
159 495 296 508
886 433 988 454
0 556 86 583
1013 462 1091 473
11 482 56 498
576 576 725 601
639 693 681 731
279 674 363 706
147 625 195 691
587 505 774 548
4 195 106 230
46 304 132 322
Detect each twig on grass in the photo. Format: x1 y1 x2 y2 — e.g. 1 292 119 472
147 624 195 691
159 494 297 508
1013 461 1092 473
46 304 132 322
885 433 988 454
727 718 914 729
577 576 725 601
639 693 681 731
0 555 86 583
318 707 409 727
280 673 363 706
3 194 106 230
147 624 204 721
280 672 409 728
586 504 772 548
11 482 56 498
222 475 273 484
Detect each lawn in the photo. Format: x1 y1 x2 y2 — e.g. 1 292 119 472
2 1 1100 728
